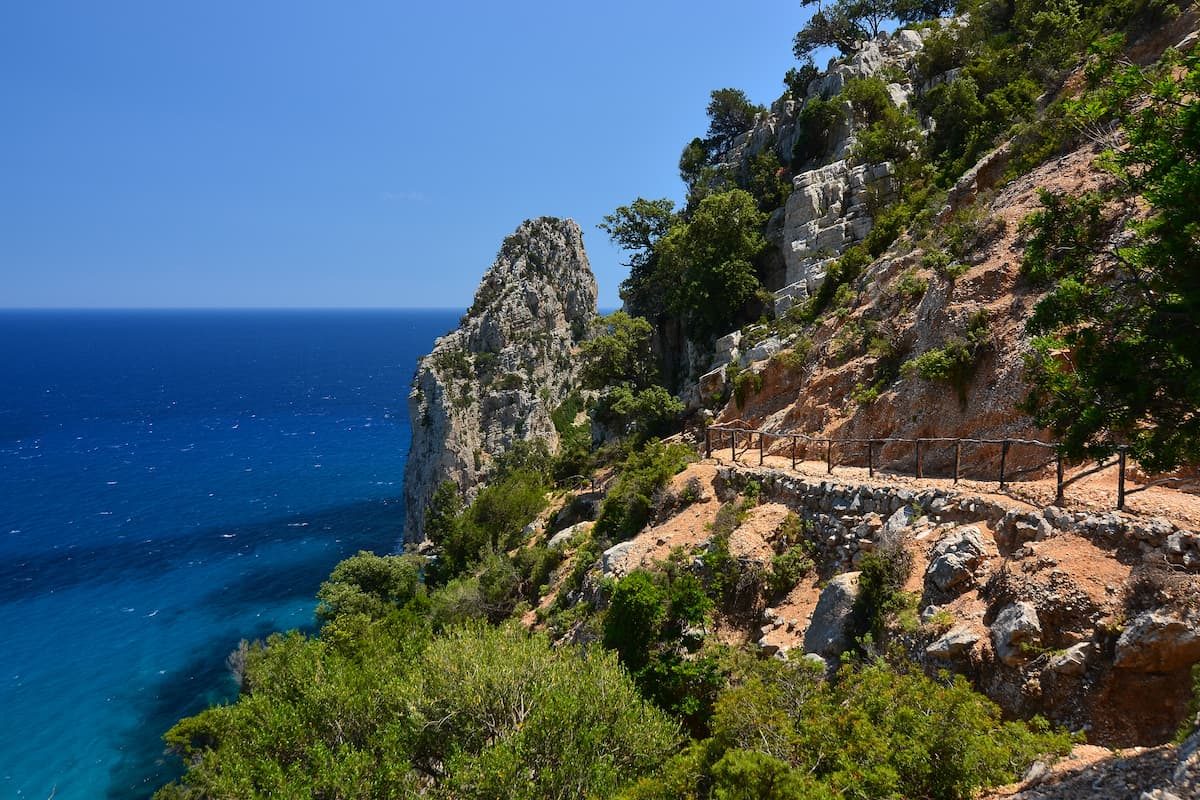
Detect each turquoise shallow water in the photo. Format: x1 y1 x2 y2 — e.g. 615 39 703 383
0 309 458 799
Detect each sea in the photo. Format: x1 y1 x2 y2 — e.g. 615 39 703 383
0 309 460 800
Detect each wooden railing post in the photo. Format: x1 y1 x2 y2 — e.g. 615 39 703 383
730 430 736 462
791 435 797 470
999 440 1011 489
915 439 924 479
867 440 874 478
826 440 833 474
1117 446 1127 510
1055 451 1064 506
953 440 961 484
759 432 765 466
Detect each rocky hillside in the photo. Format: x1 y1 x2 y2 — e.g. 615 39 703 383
689 11 1200 478
403 217 597 541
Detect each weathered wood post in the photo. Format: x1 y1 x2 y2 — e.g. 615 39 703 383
1055 451 1064 506
953 441 961 484
915 439 924 479
1117 446 1128 510
826 440 833 474
867 440 874 478
999 440 1011 489
759 431 765 466
791 435 797 470
730 430 736 462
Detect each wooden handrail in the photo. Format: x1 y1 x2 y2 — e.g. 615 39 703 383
702 424 1128 511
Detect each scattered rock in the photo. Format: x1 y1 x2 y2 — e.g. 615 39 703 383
1047 642 1093 676
926 626 981 660
925 526 988 593
991 601 1042 666
1115 612 1200 672
804 572 861 659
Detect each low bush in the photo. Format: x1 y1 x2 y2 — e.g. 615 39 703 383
594 440 693 542
768 545 815 598
901 309 990 405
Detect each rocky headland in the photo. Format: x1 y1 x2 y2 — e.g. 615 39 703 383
403 216 597 541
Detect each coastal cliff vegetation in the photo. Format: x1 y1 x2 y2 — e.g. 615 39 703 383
158 0 1200 796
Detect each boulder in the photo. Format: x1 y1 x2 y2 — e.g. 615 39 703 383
925 526 988 593
1115 612 1200 672
740 336 783 367
804 571 861 659
547 521 590 551
698 366 727 405
601 541 638 578
991 602 1042 666
1047 642 1092 676
884 505 914 537
926 626 980 659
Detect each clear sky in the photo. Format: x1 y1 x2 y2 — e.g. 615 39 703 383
1 1 814 309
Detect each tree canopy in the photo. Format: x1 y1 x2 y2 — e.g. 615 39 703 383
1021 45 1200 472
657 189 767 341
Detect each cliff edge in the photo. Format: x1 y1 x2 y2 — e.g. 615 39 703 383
403 217 597 542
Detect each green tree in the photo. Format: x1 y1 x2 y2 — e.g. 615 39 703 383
600 198 679 320
792 1 868 59
580 311 659 390
657 189 767 341
705 88 765 153
594 384 685 442
1022 49 1200 471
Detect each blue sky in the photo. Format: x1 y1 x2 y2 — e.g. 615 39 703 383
1 2 813 309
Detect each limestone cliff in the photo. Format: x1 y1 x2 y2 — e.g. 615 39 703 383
403 217 597 542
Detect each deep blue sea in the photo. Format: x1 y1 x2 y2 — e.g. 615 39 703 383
0 309 459 800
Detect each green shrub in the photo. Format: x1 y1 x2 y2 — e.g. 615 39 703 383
768 546 815 598
595 384 684 441
852 106 922 167
843 77 894 124
315 551 425 623
901 309 990 405
429 575 488 630
852 538 914 645
793 95 841 166
863 201 910 257
747 149 793 213
893 268 929 305
921 247 968 281
705 657 1072 800
730 367 764 409
604 569 668 670
594 440 693 542
471 468 548 552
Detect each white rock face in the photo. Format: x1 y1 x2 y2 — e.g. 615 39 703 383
403 218 597 541
781 160 897 302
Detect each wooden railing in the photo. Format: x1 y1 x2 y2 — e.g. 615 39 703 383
704 425 1132 510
